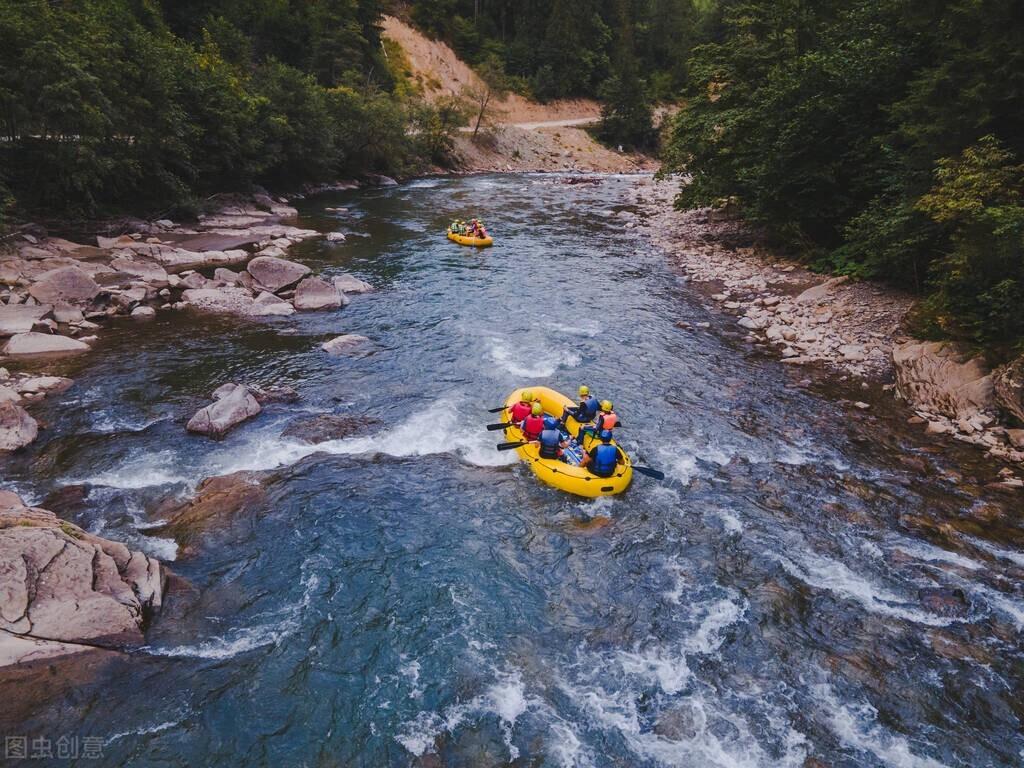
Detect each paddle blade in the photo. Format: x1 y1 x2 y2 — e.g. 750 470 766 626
632 466 665 481
487 406 508 413
496 441 528 451
486 423 513 431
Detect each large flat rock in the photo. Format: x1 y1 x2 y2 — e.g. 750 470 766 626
0 305 52 336
3 332 90 356
27 266 100 305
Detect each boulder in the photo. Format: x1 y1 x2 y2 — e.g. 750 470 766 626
0 493 163 658
247 256 310 292
322 334 369 355
131 306 156 319
15 376 73 395
281 414 378 444
293 277 343 311
109 256 169 286
4 332 90 356
0 386 20 404
0 304 52 336
27 266 100 305
332 274 373 294
326 232 346 242
918 587 970 618
53 303 84 324
186 384 262 438
0 403 38 450
251 291 295 316
213 267 240 285
795 275 848 304
992 355 1024 424
893 341 994 420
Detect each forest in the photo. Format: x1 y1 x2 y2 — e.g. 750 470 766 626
1 0 1022 351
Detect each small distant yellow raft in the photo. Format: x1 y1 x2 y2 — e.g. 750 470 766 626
502 385 632 498
447 230 493 247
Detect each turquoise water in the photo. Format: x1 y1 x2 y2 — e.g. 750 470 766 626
2 174 1023 767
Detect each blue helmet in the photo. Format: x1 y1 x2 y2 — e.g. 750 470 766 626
543 416 559 430
600 430 613 442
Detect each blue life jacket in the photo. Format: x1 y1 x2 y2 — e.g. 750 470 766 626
578 396 599 422
591 443 618 477
539 429 562 459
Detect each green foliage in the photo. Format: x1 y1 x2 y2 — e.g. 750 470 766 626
0 0 453 220
662 0 1024 351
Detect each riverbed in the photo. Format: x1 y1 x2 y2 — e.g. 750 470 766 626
2 174 1022 767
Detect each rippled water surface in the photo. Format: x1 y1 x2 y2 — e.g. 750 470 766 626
3 174 1023 767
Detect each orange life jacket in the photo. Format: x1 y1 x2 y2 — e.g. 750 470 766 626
597 411 618 430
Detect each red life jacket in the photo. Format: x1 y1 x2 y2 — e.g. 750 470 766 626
509 401 532 422
597 411 618 430
521 415 545 440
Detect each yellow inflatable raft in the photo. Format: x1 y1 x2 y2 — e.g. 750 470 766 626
501 386 632 498
447 230 493 247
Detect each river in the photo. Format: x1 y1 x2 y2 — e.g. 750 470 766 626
2 174 1022 767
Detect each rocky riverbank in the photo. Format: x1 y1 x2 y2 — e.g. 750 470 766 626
631 176 1024 479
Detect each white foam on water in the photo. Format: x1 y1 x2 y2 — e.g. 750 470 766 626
400 658 423 699
548 720 592 768
576 496 615 518
775 552 956 627
662 558 687 605
966 536 1024 568
487 337 581 378
683 596 746 655
89 412 169 435
106 711 188 744
812 683 950 768
712 508 743 534
891 540 985 571
73 450 191 489
617 646 692 695
145 568 320 660
964 583 1024 631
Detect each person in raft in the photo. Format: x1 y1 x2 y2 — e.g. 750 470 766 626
562 385 600 430
580 430 622 477
594 399 619 433
508 390 535 423
537 415 569 461
520 401 546 441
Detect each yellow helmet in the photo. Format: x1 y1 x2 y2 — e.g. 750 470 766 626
578 385 589 397
520 389 533 403
600 399 613 412
531 402 543 416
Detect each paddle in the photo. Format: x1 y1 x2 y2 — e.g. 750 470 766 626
632 466 666 481
497 441 529 451
487 406 509 413
486 422 514 431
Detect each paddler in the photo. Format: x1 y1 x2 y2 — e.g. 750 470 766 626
594 399 619 433
563 384 600 435
537 415 568 461
508 389 534 423
520 401 546 442
581 430 621 477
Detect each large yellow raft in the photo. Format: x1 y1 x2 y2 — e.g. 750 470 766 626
502 386 632 498
447 230 493 247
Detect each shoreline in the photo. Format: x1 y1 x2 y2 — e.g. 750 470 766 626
628 175 1024 480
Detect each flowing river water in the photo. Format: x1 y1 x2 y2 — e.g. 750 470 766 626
2 174 1023 767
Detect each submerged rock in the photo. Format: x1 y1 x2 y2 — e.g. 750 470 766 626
322 334 369 355
281 414 378 444
186 384 262 437
0 492 163 663
155 471 266 551
918 587 971 618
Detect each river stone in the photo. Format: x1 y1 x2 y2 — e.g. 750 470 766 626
53 302 84 324
992 355 1024 425
0 304 52 336
109 256 169 286
918 587 970 618
293 277 343 311
155 471 267 553
0 494 163 657
131 306 156 319
16 376 73 395
181 287 256 315
247 256 310 292
4 332 90 356
252 291 295 316
187 384 262 438
0 386 20 404
326 232 346 242
281 414 378 444
322 334 369 355
0 403 38 450
332 274 373 294
28 266 100 305
893 341 994 420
